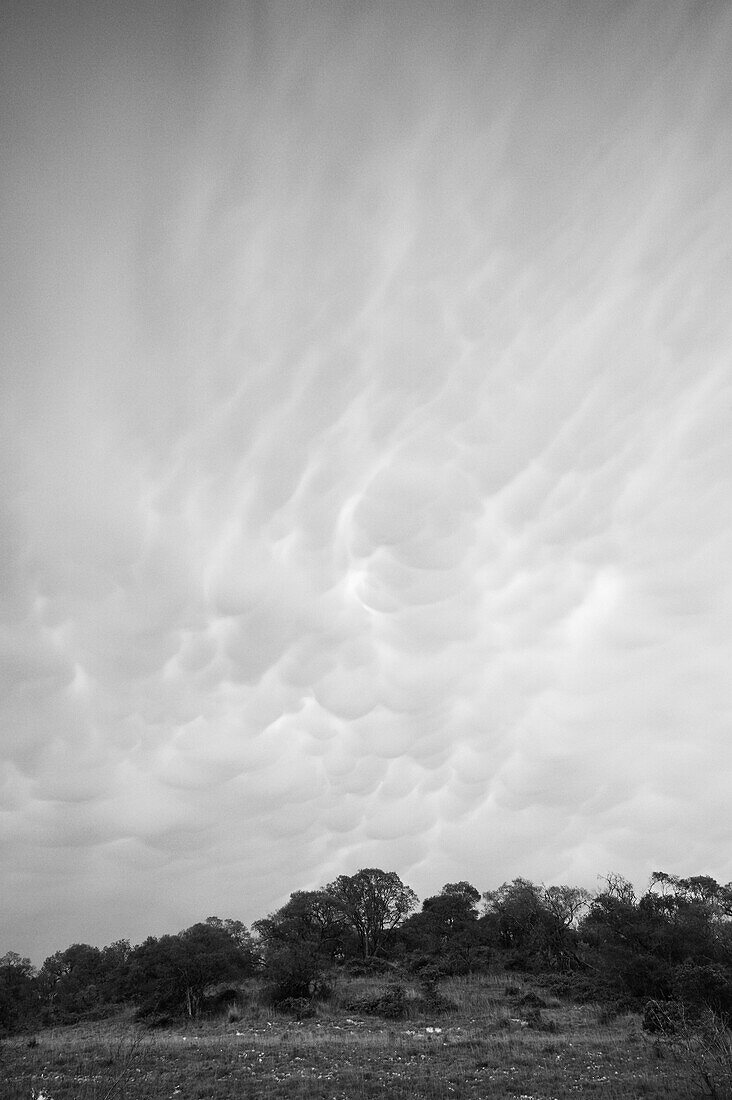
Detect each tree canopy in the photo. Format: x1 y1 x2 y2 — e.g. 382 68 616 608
323 868 418 959
4 866 732 1034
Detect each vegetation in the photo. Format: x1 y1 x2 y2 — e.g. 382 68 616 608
2 866 732 1097
2 975 730 1099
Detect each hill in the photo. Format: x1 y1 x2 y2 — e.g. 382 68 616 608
3 971 728 1099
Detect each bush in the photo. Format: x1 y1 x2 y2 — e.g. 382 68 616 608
643 999 686 1035
673 962 732 1018
124 923 253 1020
345 982 407 1019
261 945 322 1004
201 984 246 1018
523 1005 557 1032
538 971 604 1004
670 1008 732 1098
417 974 456 1016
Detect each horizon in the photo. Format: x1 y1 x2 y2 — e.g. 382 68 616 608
2 0 732 965
5 861 723 969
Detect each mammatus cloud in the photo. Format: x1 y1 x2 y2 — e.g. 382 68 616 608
1 1 732 960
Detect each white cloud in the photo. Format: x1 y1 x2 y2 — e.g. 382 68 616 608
1 0 732 960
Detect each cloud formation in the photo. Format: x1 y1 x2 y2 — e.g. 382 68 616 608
2 0 732 960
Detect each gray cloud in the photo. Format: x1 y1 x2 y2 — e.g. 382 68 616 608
2 0 732 960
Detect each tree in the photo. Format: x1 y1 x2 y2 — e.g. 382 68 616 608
0 952 38 1035
542 885 591 929
98 939 132 1004
579 873 732 1011
400 882 490 973
35 940 131 1023
253 891 345 958
579 882 661 1001
601 872 637 904
482 879 588 971
124 920 256 1019
39 943 105 1021
205 916 257 955
323 869 418 959
254 890 346 1002
650 872 732 918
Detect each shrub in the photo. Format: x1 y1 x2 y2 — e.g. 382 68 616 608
418 974 456 1016
670 1008 732 1098
201 983 246 1017
261 944 322 1004
345 982 407 1019
673 962 732 1018
643 999 686 1035
522 1005 557 1031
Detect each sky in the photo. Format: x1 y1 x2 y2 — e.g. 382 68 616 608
2 0 732 964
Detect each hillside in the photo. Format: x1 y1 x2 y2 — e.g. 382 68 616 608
3 972 727 1099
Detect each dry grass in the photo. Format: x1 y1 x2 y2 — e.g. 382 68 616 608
0 973 713 1099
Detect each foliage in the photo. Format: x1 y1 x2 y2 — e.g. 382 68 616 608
580 872 732 1014
123 919 256 1019
4 864 732 1036
669 1006 732 1099
323 868 418 959
482 879 589 971
258 942 325 1004
416 971 457 1015
254 889 345 1004
39 942 122 1024
399 881 491 974
0 974 717 1099
254 890 346 961
0 952 38 1035
344 980 408 1019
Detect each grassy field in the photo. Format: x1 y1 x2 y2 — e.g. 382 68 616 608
0 974 723 1099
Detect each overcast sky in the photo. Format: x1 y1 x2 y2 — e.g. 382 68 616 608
2 0 732 963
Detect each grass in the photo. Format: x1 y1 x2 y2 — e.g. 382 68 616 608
0 973 720 1099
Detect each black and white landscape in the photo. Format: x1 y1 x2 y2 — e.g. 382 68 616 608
1 1 731 963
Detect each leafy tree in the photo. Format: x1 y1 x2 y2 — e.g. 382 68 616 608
650 872 732 921
124 920 256 1019
204 916 257 955
35 940 133 1023
580 872 732 1012
254 890 346 1002
482 879 588 971
0 952 38 1035
39 943 105 1021
258 942 324 1004
253 891 345 959
579 883 661 1001
323 869 418 959
400 882 490 974
483 878 544 954
98 939 132 1003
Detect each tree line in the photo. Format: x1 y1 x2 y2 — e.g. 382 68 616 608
2 867 732 1034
